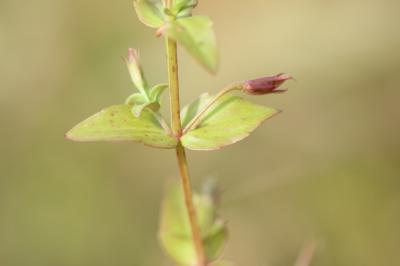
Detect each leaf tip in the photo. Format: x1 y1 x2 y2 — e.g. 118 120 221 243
64 129 76 141
64 132 71 140
64 126 83 142
208 61 219 75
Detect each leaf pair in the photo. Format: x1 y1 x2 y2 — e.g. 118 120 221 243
66 92 279 150
134 0 218 73
159 180 228 265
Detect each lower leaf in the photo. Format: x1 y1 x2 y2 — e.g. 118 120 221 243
159 180 228 265
159 222 227 266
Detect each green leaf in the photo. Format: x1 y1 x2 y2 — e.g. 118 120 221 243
164 16 218 73
171 0 198 18
125 92 147 105
204 220 228 262
131 101 160 117
159 181 227 265
160 232 197 266
160 182 217 237
149 83 168 102
160 181 197 238
126 84 167 117
181 95 279 151
160 223 227 266
66 105 177 149
133 0 165 28
181 93 213 128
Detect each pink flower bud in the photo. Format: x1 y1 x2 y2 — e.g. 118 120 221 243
243 73 292 95
126 48 146 90
127 48 140 64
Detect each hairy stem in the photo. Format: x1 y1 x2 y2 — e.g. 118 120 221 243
164 2 207 264
183 84 242 134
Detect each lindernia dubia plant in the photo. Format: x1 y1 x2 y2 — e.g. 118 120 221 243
65 0 292 265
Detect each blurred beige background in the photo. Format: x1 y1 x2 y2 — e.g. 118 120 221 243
1 0 399 265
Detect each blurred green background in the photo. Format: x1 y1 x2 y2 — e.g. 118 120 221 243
1 0 399 265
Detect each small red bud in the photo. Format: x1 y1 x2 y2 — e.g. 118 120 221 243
243 73 292 95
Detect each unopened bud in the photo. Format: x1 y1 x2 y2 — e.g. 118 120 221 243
243 73 292 95
126 48 146 90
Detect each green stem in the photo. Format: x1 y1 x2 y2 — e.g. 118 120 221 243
166 38 182 137
183 84 242 134
164 4 207 264
175 142 206 266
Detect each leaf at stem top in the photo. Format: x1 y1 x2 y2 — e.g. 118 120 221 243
66 105 177 149
133 0 165 28
163 16 218 73
181 95 279 151
171 0 198 18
